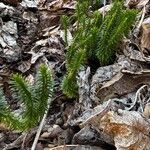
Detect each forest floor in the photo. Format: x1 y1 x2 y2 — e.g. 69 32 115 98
0 0 150 150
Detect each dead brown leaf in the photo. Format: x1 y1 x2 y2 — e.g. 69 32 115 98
96 71 150 102
80 107 150 150
100 110 150 150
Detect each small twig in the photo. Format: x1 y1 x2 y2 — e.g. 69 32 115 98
137 5 146 29
133 3 147 38
22 127 39 150
138 93 144 112
31 98 51 150
57 61 66 71
21 132 28 150
127 85 147 111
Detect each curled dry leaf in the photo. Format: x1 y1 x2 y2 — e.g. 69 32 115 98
90 56 141 103
80 105 150 150
96 71 150 102
124 43 146 62
90 63 121 103
100 110 150 150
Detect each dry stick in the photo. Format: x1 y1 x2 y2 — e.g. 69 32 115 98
133 4 146 38
31 98 51 150
137 5 146 29
21 132 28 150
127 85 147 111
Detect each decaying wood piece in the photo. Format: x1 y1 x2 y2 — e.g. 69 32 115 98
141 17 150 59
96 70 150 102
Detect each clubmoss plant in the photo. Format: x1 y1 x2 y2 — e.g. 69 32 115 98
61 0 137 98
0 65 53 130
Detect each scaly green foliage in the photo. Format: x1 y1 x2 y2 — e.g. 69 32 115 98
0 65 53 130
62 49 86 97
96 1 137 64
61 0 137 98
